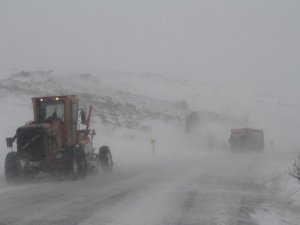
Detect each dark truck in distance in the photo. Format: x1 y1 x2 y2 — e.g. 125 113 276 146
229 128 264 151
5 95 113 183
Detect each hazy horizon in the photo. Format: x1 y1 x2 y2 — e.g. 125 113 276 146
0 0 299 97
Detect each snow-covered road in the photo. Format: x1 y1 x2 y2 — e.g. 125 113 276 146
0 151 298 225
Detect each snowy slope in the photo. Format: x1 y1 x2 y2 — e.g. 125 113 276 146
78 70 300 151
0 70 299 161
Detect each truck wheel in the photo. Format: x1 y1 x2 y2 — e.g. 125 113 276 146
5 152 21 183
71 156 80 180
99 146 113 173
71 149 87 180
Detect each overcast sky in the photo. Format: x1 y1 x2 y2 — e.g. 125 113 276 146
0 0 299 96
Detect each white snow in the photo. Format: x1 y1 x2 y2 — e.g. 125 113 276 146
0 70 300 224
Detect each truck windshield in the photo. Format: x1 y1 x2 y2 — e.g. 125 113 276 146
36 100 65 122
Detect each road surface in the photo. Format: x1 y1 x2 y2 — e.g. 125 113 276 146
0 151 298 225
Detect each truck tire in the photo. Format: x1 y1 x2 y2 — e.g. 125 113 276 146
5 152 21 183
71 156 80 180
99 146 113 173
71 148 87 179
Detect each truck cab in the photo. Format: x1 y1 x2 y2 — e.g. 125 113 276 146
32 95 79 146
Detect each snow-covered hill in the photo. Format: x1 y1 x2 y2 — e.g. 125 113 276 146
0 70 299 170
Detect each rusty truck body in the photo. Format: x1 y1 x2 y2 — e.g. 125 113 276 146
5 95 112 182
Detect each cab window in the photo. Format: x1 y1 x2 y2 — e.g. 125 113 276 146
36 99 65 122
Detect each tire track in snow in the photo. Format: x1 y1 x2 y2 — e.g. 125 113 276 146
0 167 154 225
162 173 270 225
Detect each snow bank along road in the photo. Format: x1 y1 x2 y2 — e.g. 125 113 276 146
0 151 297 225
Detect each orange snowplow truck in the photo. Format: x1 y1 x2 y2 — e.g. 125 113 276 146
229 128 264 151
5 95 112 183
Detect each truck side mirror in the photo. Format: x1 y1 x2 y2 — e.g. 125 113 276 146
6 137 13 148
80 110 87 125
